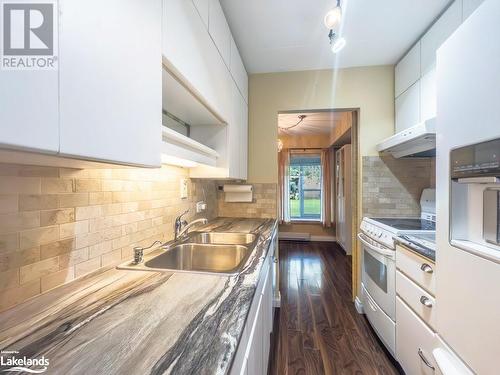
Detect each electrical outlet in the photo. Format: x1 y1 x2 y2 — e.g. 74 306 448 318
196 201 207 213
180 178 188 199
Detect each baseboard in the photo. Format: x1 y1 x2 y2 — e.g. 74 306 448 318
355 296 364 314
279 232 337 242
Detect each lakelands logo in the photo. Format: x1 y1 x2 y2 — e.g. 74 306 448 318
0 0 58 70
0 350 49 373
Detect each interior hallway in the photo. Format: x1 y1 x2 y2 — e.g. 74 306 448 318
269 241 400 375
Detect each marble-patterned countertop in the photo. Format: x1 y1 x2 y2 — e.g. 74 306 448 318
0 217 277 375
395 232 436 261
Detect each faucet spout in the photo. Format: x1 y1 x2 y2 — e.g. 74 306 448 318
175 217 208 241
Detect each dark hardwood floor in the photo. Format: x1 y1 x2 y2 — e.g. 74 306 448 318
268 241 400 375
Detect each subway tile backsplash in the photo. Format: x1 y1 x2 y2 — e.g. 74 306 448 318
217 183 277 219
0 164 217 312
362 156 435 217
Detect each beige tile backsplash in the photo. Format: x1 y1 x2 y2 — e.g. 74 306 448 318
362 156 435 217
0 164 217 312
217 183 277 218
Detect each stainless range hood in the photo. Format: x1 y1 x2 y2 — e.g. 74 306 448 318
376 118 436 158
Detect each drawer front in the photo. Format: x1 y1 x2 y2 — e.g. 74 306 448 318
396 271 436 330
362 285 396 356
396 297 437 375
396 245 435 295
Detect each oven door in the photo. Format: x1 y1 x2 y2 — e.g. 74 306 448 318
358 232 396 320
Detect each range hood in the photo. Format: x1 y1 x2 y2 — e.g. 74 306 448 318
376 118 436 158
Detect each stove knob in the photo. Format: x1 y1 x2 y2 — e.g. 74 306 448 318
378 233 383 238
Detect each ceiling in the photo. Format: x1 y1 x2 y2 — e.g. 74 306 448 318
220 0 452 73
278 111 349 136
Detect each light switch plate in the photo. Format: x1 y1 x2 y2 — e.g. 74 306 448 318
180 178 188 199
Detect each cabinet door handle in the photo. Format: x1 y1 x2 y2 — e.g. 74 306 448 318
421 263 434 274
418 348 435 371
273 257 278 263
420 296 433 308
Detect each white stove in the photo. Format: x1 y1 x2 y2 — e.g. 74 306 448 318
358 188 436 357
361 214 436 249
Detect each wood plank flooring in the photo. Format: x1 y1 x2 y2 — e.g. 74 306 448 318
269 241 400 375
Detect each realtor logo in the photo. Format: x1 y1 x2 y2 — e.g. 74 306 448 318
1 0 58 69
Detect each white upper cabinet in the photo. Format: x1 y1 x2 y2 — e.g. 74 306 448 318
420 67 437 122
163 0 231 121
230 36 249 103
421 0 462 75
192 0 209 29
395 81 420 133
208 0 231 68
395 42 421 98
463 0 485 20
59 0 162 167
0 69 59 154
239 95 248 179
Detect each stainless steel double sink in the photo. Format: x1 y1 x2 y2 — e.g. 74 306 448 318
118 232 257 275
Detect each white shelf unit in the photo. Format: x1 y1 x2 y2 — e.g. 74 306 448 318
162 126 219 167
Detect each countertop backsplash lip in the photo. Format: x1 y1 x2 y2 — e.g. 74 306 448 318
0 217 278 375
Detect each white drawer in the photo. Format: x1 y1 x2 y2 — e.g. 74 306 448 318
396 271 436 330
396 297 437 375
396 244 435 295
362 285 396 356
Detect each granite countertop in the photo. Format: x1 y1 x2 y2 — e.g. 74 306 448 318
395 232 436 261
0 217 277 375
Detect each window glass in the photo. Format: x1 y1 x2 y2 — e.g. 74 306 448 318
289 154 321 220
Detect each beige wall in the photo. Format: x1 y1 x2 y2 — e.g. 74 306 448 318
248 65 394 183
0 164 217 312
217 183 277 219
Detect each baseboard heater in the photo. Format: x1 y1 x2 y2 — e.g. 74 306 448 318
278 232 310 241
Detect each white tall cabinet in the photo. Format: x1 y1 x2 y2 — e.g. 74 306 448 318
0 0 162 167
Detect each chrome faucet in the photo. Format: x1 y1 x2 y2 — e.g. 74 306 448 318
174 210 207 241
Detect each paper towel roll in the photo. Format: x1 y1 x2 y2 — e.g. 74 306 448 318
223 185 253 193
223 184 253 202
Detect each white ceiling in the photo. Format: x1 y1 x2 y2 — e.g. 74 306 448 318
220 0 452 73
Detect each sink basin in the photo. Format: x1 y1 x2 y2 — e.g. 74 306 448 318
144 243 251 274
190 232 256 245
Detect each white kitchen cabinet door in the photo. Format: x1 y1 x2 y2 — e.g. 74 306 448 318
462 0 485 20
396 297 437 375
395 81 421 133
261 263 273 375
421 0 462 75
192 0 209 29
208 0 231 68
420 66 437 122
59 0 161 167
239 97 248 180
230 36 248 103
0 69 59 154
246 293 264 375
395 42 421 98
163 0 231 122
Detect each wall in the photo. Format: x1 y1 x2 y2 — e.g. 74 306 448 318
248 65 394 299
0 164 217 312
248 66 394 183
217 183 277 219
362 156 434 217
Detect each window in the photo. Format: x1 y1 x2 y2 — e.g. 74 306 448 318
289 153 322 221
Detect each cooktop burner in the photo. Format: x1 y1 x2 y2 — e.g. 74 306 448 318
369 218 436 231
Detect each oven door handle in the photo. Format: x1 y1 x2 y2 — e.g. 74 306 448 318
357 233 395 259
